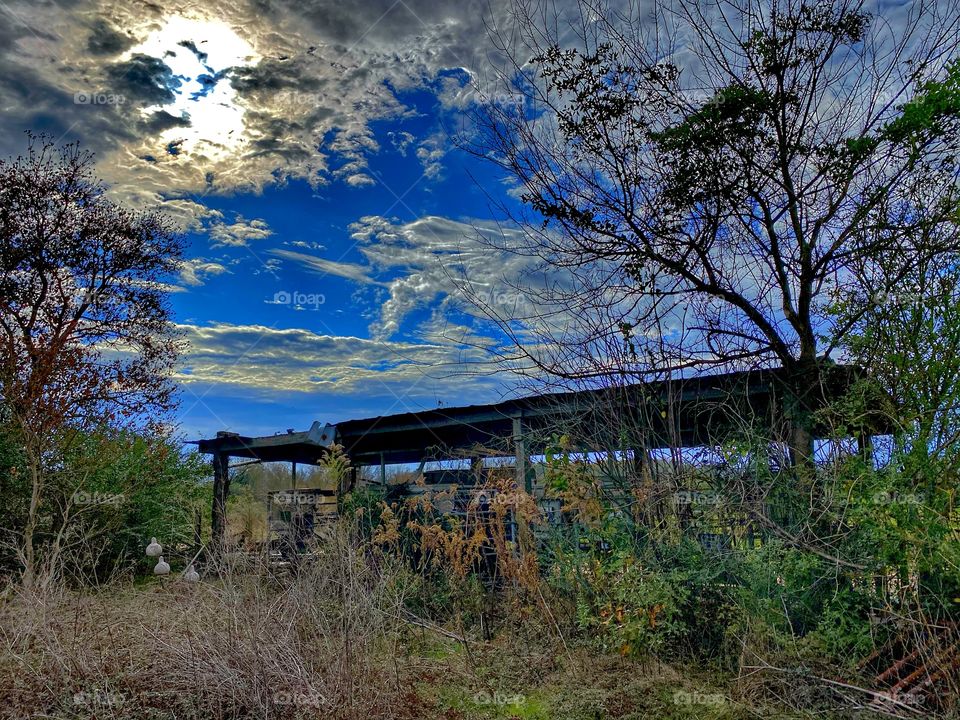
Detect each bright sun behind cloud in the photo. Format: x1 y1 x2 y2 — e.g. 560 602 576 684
126 15 260 159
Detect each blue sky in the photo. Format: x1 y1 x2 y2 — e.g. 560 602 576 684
1 0 925 441
164 83 536 438
0 0 553 439
169 93 528 438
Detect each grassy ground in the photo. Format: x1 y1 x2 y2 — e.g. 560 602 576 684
0 575 878 720
391 630 809 720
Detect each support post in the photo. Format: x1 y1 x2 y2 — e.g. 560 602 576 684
211 449 230 556
380 452 386 485
630 445 645 483
513 416 532 494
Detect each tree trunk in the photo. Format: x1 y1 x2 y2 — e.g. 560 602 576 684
21 446 43 591
788 422 815 471
784 358 824 496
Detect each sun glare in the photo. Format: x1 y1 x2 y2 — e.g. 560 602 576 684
126 16 260 159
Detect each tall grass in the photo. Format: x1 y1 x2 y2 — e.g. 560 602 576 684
0 523 418 720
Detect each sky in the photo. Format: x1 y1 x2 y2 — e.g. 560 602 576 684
0 0 557 439
0 0 926 442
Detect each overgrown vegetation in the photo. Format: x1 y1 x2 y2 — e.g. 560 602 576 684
2 1 960 718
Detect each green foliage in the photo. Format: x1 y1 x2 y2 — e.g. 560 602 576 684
881 60 960 160
649 84 775 205
319 442 352 490
0 423 28 572
571 546 689 657
837 260 960 617
803 589 877 665
43 427 207 582
340 484 386 540
733 542 837 635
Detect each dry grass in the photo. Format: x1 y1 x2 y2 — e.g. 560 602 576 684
0 574 830 720
0 518 889 720
0 525 424 720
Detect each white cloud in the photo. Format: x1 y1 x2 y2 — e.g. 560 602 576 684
178 258 229 287
389 130 416 155
349 215 539 339
208 217 273 247
415 134 446 179
287 240 326 251
269 248 376 284
177 321 503 395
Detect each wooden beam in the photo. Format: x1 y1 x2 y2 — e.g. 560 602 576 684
513 416 532 493
211 451 230 556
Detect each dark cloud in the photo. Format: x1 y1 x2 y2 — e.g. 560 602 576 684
262 0 471 45
140 109 190 133
105 53 180 105
177 39 208 63
87 18 134 56
0 55 135 161
230 57 326 93
0 0 515 197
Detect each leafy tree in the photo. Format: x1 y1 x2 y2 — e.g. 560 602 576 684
0 135 184 587
0 420 28 571
44 427 207 584
473 0 960 471
838 256 960 616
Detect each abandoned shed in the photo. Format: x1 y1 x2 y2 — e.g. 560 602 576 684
192 365 887 551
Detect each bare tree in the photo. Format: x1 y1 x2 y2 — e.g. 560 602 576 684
0 135 184 588
467 0 960 470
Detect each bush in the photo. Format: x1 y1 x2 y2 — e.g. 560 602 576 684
22 426 207 584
